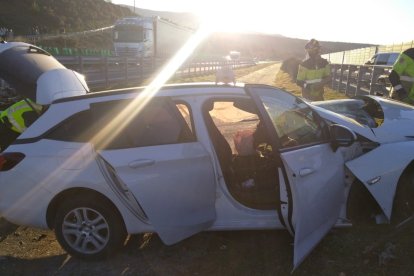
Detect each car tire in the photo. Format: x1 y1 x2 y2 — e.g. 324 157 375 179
347 180 379 225
392 170 414 225
54 194 127 260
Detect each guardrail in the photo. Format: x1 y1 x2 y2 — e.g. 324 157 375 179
322 40 414 96
323 40 414 65
56 56 256 90
330 63 392 97
323 40 414 97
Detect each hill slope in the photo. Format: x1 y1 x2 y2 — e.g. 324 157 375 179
0 1 372 58
0 0 133 34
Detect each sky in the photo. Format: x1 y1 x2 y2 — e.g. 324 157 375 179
111 0 413 45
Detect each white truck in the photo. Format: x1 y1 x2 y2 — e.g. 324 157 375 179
113 16 194 59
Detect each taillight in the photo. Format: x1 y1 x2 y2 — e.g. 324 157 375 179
0 152 25 171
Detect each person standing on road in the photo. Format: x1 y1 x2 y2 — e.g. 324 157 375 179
296 39 331 101
0 98 43 151
389 48 414 104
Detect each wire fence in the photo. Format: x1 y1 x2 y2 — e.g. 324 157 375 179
322 40 414 65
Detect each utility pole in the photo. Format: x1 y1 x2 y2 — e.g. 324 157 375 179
134 0 135 13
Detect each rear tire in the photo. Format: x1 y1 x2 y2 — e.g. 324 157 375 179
54 195 127 260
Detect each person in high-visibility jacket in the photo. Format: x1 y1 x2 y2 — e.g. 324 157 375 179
389 48 414 104
0 98 42 151
296 39 331 101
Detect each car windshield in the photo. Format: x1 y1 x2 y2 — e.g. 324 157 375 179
313 97 384 128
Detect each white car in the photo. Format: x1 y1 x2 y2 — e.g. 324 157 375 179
0 43 412 270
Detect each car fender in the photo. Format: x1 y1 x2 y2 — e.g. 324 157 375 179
346 141 414 220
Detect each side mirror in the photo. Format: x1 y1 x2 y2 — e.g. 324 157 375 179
330 124 356 152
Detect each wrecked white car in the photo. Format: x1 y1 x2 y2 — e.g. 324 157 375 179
313 96 414 224
0 43 412 270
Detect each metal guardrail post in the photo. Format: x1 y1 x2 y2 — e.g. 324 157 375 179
188 59 192 76
345 65 353 96
331 64 337 89
104 56 109 87
356 65 367 95
124 57 129 83
78 56 84 74
369 66 384 95
338 65 345 92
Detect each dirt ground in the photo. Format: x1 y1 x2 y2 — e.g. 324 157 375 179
2 217 414 276
2 63 414 275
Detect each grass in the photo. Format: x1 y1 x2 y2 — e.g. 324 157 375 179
273 70 349 100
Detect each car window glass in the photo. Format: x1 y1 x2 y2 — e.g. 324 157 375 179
47 99 195 148
376 54 389 65
46 109 94 142
176 103 194 134
124 101 195 148
388 53 399 65
257 93 325 148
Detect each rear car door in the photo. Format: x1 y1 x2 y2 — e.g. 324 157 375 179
94 97 216 245
246 85 348 269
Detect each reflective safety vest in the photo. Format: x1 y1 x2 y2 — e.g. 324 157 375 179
297 57 331 99
0 99 42 133
393 52 414 102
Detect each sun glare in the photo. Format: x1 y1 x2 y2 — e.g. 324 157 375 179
189 1 313 38
195 3 259 33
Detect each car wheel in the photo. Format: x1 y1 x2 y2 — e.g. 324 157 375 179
347 180 379 225
54 195 127 260
392 170 414 225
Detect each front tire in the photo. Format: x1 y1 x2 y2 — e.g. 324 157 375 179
392 170 414 225
54 195 127 260
347 180 380 225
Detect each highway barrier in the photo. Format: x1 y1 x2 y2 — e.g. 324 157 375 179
56 56 256 90
324 40 414 96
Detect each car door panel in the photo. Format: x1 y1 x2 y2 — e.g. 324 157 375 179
246 84 347 269
280 144 345 268
99 142 216 245
92 97 217 245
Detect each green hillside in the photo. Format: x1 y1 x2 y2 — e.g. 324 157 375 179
0 1 372 59
0 0 133 35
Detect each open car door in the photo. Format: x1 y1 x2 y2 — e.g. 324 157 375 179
93 97 217 245
246 85 348 269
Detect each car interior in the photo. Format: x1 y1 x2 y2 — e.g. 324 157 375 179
203 98 279 210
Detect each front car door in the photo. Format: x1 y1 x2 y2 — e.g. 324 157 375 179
93 97 216 245
246 85 348 269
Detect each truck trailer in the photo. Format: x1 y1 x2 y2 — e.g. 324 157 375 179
113 16 194 59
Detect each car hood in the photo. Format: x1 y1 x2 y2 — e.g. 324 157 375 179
370 97 414 143
0 42 88 104
312 96 414 144
311 104 378 141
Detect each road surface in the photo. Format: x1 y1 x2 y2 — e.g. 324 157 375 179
237 63 281 85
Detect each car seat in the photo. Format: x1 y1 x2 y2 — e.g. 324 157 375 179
203 101 233 182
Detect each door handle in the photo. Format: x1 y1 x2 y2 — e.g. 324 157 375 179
128 159 155 169
299 168 314 177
